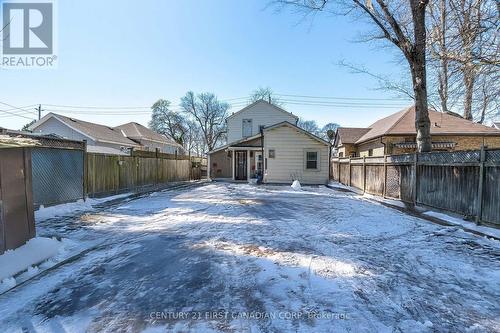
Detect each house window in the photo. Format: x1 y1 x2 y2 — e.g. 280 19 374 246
242 119 252 137
339 152 344 157
268 149 275 158
305 150 319 170
368 149 373 157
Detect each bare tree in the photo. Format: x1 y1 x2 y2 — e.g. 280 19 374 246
180 91 229 151
274 0 432 152
184 120 207 157
427 0 499 121
297 118 321 136
149 99 186 145
428 0 451 112
249 87 284 106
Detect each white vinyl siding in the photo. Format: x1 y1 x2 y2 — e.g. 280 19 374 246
227 101 298 143
264 125 329 184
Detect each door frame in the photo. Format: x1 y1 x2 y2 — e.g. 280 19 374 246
234 150 247 180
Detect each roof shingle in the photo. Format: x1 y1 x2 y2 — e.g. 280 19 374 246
335 127 371 145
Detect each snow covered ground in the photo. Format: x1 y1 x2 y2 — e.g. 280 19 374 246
0 182 498 332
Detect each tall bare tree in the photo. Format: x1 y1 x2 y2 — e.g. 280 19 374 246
180 91 229 151
427 0 499 121
249 87 283 106
275 0 432 152
149 99 186 145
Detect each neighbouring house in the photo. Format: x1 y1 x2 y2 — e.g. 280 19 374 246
115 122 184 154
208 100 330 184
333 106 500 157
29 113 183 155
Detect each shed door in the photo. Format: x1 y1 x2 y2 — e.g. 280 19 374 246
242 119 252 138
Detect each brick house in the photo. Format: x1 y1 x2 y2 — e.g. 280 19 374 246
333 106 500 157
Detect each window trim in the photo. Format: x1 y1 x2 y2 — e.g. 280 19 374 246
304 149 320 171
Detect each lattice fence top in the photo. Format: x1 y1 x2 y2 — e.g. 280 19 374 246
332 149 500 165
387 154 415 164
485 149 500 165
419 150 480 164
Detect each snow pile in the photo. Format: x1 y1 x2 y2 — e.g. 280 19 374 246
35 193 132 222
0 237 62 284
290 180 301 191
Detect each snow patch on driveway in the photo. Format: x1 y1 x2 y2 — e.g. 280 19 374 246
35 193 133 222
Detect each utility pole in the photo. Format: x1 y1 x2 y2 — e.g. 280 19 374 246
35 104 43 120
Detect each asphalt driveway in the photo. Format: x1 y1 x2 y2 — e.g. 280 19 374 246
0 182 499 333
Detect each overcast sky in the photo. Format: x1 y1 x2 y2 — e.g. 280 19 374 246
0 0 413 130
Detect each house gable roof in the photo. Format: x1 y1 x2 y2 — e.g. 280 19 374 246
226 100 299 121
263 121 330 146
356 105 500 144
30 113 140 147
208 121 329 154
115 122 181 147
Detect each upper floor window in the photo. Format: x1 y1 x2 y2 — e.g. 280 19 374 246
242 119 252 137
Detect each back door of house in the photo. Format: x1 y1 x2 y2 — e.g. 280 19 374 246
235 151 247 180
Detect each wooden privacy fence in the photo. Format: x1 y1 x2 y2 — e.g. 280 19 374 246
86 152 192 197
331 147 500 227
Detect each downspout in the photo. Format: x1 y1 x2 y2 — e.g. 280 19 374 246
260 127 264 184
380 137 387 155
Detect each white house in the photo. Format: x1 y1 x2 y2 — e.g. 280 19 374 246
29 113 183 155
208 100 330 185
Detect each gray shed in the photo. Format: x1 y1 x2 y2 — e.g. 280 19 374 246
0 136 37 254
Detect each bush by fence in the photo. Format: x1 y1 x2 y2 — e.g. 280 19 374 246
331 147 500 227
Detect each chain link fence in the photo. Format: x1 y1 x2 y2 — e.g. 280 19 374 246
31 147 84 207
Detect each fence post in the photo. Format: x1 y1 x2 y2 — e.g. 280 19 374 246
413 152 418 205
383 155 387 198
338 160 341 182
363 156 366 193
475 145 486 225
348 157 352 187
82 140 87 201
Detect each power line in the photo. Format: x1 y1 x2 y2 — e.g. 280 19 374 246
275 93 411 101
0 108 36 120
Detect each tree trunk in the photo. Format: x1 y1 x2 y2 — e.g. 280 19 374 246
410 0 432 152
463 68 475 120
437 0 449 113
